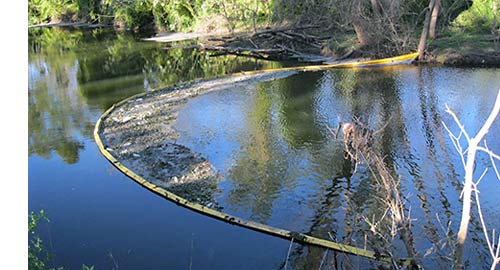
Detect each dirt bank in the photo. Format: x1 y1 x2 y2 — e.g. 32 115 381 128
430 51 500 67
146 27 500 67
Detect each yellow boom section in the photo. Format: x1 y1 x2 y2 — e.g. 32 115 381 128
94 52 418 268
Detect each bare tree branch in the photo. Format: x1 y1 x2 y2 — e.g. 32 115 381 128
444 88 500 269
472 181 500 270
444 104 471 142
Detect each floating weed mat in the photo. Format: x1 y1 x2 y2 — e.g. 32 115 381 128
94 61 417 268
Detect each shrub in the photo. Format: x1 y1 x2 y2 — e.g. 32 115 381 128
452 0 498 32
28 0 79 25
114 0 154 29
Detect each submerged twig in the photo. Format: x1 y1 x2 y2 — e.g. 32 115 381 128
284 238 294 270
331 118 419 269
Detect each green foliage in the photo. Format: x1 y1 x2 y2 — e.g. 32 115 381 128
452 0 498 32
114 0 154 29
76 0 103 22
197 0 273 31
30 27 83 53
152 0 199 31
28 210 61 270
151 1 171 30
28 0 79 25
28 210 48 236
28 0 499 41
28 210 94 270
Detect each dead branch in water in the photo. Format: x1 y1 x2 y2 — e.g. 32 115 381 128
201 43 333 63
330 119 419 269
200 25 335 63
200 44 287 60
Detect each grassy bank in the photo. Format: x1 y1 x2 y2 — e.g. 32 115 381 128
426 0 500 66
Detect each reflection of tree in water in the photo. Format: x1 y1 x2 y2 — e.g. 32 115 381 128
220 71 389 269
276 72 325 147
28 28 108 163
283 67 489 269
28 27 279 164
225 83 291 223
224 72 345 224
29 35 89 164
76 31 152 110
331 68 400 221
142 46 278 89
276 72 357 249
412 67 488 268
284 68 417 269
411 67 455 266
28 28 153 163
275 71 357 239
329 69 381 122
76 28 280 110
280 70 381 269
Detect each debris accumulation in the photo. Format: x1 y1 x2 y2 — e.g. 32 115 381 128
199 25 339 63
98 71 296 206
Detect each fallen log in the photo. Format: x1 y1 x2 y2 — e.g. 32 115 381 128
201 44 288 60
201 43 335 63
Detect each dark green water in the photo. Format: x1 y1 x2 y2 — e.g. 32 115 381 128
29 27 500 269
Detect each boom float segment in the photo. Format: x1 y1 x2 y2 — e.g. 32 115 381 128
94 53 418 267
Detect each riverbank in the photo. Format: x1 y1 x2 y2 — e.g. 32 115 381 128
427 33 500 67
146 26 500 67
28 21 111 29
29 21 500 67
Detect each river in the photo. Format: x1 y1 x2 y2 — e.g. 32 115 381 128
29 27 500 270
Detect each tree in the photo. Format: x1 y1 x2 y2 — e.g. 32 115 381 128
429 0 440 38
494 0 498 38
418 0 437 60
443 88 500 270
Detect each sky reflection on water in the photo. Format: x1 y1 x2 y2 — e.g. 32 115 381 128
29 27 500 269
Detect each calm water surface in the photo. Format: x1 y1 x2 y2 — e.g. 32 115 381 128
29 27 500 269
175 67 500 269
28 27 289 270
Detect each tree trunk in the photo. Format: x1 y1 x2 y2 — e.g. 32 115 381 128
352 0 373 47
453 143 477 270
429 0 440 39
417 0 437 60
353 17 372 46
494 0 498 35
370 0 382 16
